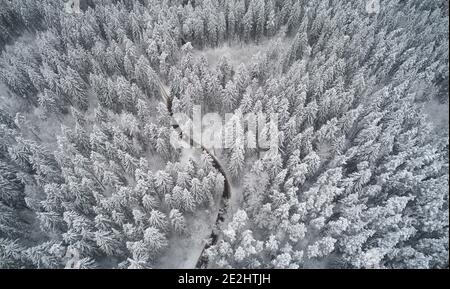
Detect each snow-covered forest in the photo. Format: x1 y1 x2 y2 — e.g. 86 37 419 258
0 0 448 269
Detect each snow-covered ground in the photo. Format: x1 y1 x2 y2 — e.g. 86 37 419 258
155 210 215 268
193 35 291 69
194 42 267 68
424 99 449 132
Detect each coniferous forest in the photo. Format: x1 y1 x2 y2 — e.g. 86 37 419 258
0 0 448 269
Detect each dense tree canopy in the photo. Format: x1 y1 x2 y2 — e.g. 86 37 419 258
0 0 448 269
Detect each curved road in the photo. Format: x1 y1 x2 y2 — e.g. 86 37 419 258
156 77 231 268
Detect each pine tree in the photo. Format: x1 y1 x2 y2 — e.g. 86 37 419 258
169 209 187 235
148 210 168 231
143 227 168 254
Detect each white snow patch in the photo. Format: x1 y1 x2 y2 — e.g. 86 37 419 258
228 184 244 215
180 147 201 164
193 34 292 69
156 210 215 269
424 99 449 133
194 42 266 68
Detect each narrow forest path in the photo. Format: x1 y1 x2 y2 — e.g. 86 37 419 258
156 77 231 269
